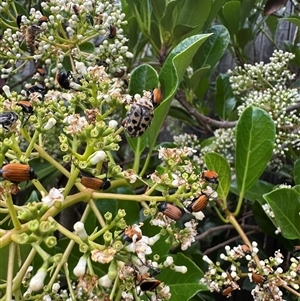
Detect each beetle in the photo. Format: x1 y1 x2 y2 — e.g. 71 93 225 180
122 226 142 243
36 67 46 76
187 194 209 213
221 285 233 297
108 25 117 39
241 244 251 256
56 71 72 89
17 101 33 114
37 16 48 26
293 245 300 254
0 111 18 131
157 202 183 220
252 273 267 284
122 98 154 138
0 163 37 183
16 14 23 28
202 170 219 185
26 83 46 99
151 88 163 107
80 171 111 191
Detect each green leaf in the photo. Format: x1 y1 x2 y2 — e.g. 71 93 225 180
169 106 197 125
215 74 236 119
204 153 231 200
263 188 300 239
294 158 300 185
151 0 166 20
161 1 179 32
240 0 257 26
235 106 275 195
222 1 241 36
129 64 159 95
189 67 211 91
159 253 207 301
237 27 253 49
203 0 227 31
192 25 230 75
281 16 300 27
78 42 95 53
146 34 212 156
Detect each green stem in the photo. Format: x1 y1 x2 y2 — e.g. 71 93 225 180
31 242 50 261
24 130 39 158
88 199 106 228
139 151 152 177
64 263 76 300
212 203 228 224
133 139 141 173
110 274 120 301
5 193 21 230
5 242 16 301
227 213 261 268
11 247 37 293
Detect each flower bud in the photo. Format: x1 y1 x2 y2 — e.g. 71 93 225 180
74 222 88 240
108 120 118 129
29 268 47 291
89 151 107 165
163 256 174 267
73 256 87 277
44 236 57 248
173 265 188 273
44 118 57 130
99 274 113 288
2 85 11 97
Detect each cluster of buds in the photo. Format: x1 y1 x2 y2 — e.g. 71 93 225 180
201 243 300 300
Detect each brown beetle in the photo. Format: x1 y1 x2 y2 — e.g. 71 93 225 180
122 226 142 243
0 163 37 183
202 170 219 185
187 194 209 213
157 202 183 220
151 88 163 107
241 244 251 255
221 285 233 296
108 25 117 39
136 272 161 292
17 100 33 114
37 16 48 26
252 273 266 284
81 173 111 191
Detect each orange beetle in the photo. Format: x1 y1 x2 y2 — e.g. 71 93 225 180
81 174 111 191
157 202 183 220
187 194 209 213
122 226 142 243
108 25 117 39
151 88 163 107
0 163 37 183
202 170 219 184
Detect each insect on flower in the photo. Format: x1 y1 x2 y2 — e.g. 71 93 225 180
56 71 72 89
157 202 183 220
122 97 154 138
26 83 46 100
0 163 37 183
221 285 233 297
187 194 209 213
202 170 219 185
16 15 23 28
81 173 111 191
0 111 18 131
37 16 48 26
24 24 43 54
108 25 117 39
122 226 143 243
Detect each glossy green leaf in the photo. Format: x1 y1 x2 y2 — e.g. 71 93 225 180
235 106 275 195
215 74 236 119
146 34 212 154
294 158 300 185
222 1 241 36
159 253 207 301
192 25 230 74
78 42 95 53
189 67 211 91
169 106 197 125
240 0 257 26
263 188 300 239
204 152 231 200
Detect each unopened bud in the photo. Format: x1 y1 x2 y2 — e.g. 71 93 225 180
73 256 87 277
74 222 88 240
44 118 57 130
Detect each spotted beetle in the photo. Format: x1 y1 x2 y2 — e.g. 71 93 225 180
122 98 154 138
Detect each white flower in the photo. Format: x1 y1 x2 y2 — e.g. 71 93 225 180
192 211 205 220
52 282 60 293
42 188 64 207
173 265 188 273
29 269 47 291
75 61 87 75
163 256 174 267
74 222 88 240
